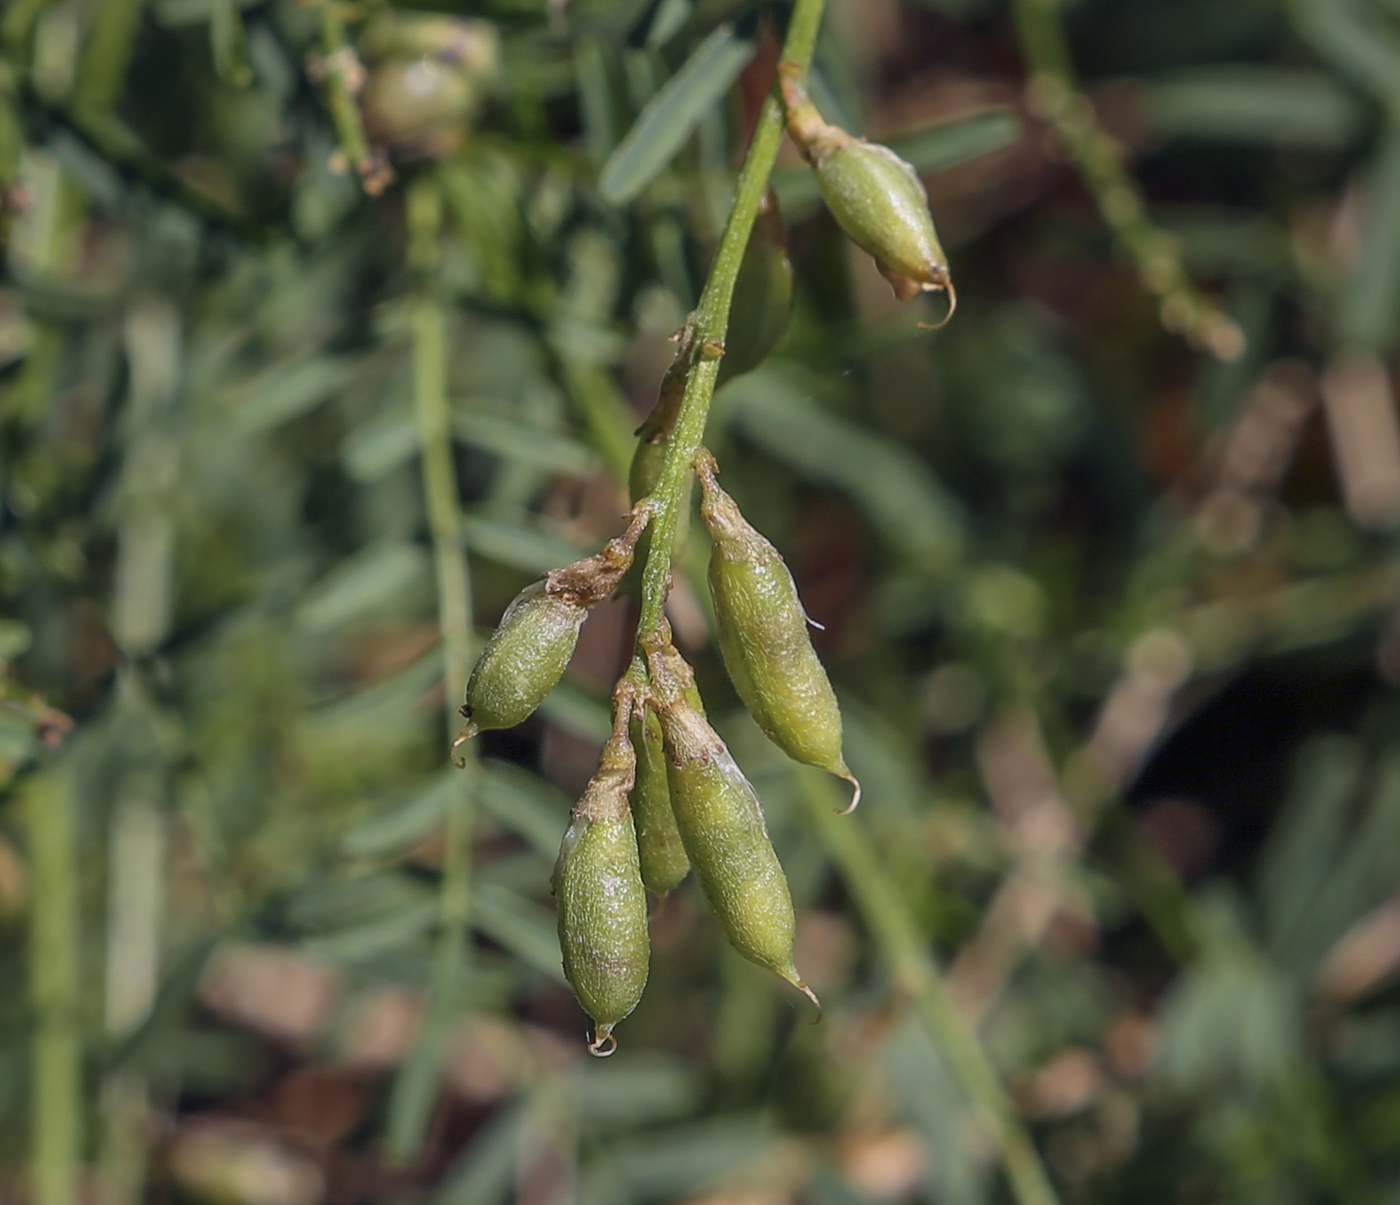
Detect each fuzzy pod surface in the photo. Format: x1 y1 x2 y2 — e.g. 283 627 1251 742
697 454 859 808
629 705 690 894
459 507 650 739
779 62 952 308
645 642 817 1008
460 581 585 735
553 721 649 1054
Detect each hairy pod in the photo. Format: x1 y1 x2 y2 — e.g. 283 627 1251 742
553 711 649 1055
645 640 818 1011
629 704 690 894
778 63 953 315
697 453 860 810
459 508 649 741
459 582 585 736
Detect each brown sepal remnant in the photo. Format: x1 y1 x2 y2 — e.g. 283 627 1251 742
544 505 652 605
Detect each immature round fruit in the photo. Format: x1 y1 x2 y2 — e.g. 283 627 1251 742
645 639 818 1011
779 62 953 313
553 713 649 1054
696 452 860 810
361 57 481 159
629 704 689 895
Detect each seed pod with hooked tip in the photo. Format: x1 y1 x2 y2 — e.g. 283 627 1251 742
644 638 819 1013
553 702 649 1055
696 452 860 812
629 702 690 895
778 62 954 318
458 506 650 744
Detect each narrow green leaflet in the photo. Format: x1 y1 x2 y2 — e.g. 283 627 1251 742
433 1101 526 1205
473 884 566 983
539 681 613 744
1340 119 1400 351
1141 67 1363 148
462 514 590 574
295 541 430 633
222 355 360 436
341 772 457 859
598 25 755 205
477 762 571 859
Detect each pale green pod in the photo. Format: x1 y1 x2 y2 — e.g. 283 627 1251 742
779 62 953 313
645 642 818 1012
458 507 650 744
696 454 860 811
460 581 585 735
629 705 689 895
553 723 649 1055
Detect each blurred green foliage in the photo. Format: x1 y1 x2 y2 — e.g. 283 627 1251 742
4 0 1400 1203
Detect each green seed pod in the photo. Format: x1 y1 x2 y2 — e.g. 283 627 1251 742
696 452 860 811
459 582 585 736
779 62 954 315
629 703 689 894
458 507 650 743
553 711 649 1055
644 639 819 1012
719 189 794 385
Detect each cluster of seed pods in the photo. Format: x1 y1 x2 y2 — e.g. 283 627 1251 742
456 468 846 1052
457 81 951 1050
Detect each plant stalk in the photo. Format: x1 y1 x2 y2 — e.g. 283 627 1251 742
26 770 81 1205
1011 0 1242 361
797 768 1061 1205
631 0 826 642
385 173 476 1163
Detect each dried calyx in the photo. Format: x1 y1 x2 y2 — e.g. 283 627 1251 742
455 504 651 750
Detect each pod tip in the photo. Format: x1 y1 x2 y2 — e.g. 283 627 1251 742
793 975 823 1024
835 768 862 815
915 278 956 330
588 1027 618 1057
450 725 478 767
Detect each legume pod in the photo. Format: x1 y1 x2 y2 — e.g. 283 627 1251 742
645 639 818 1012
458 506 649 742
779 61 953 315
553 708 649 1055
696 452 860 811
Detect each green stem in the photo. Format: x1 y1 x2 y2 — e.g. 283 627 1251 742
317 1 392 195
385 173 476 1164
632 0 827 641
26 770 81 1205
797 768 1061 1205
1011 0 1242 361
